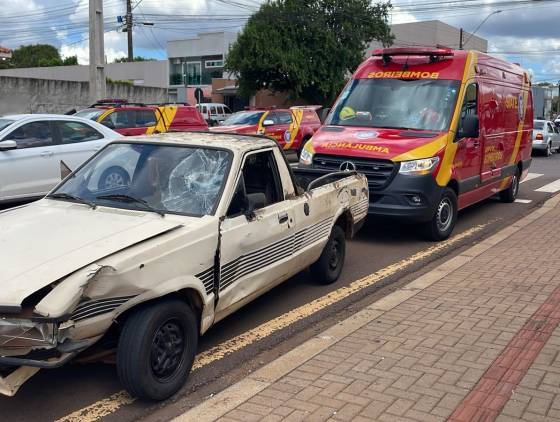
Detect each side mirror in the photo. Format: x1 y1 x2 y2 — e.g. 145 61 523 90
60 160 72 180
245 192 267 220
262 119 275 127
0 140 17 151
456 115 479 140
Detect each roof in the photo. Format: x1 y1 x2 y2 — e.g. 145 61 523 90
123 131 278 152
1 114 99 121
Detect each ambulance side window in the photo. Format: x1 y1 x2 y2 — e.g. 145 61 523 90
462 84 478 118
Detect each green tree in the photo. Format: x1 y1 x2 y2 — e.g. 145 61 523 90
5 44 78 68
113 56 154 63
225 0 393 105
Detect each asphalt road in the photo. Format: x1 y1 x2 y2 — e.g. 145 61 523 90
2 152 560 422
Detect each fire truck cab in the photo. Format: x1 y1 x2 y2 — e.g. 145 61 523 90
300 48 533 240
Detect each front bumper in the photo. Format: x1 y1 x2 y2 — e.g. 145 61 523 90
366 172 443 222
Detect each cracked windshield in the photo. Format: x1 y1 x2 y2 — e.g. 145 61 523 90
53 143 231 216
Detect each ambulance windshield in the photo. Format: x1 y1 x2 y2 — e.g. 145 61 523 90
327 79 460 132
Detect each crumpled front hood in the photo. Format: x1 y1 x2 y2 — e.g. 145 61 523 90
0 200 183 307
311 126 447 161
210 124 258 134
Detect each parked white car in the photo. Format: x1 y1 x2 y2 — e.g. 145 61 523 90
0 114 121 203
196 103 231 126
532 119 560 156
0 132 368 400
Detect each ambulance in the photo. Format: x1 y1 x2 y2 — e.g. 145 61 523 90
300 48 533 240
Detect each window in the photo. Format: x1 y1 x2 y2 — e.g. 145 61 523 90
185 62 201 85
5 121 53 149
205 59 224 68
276 111 293 125
57 121 104 144
461 83 478 118
223 106 232 114
547 122 555 133
54 143 232 217
210 106 217 116
202 105 207 114
534 121 544 130
227 150 282 217
102 110 133 129
135 110 157 127
217 106 224 115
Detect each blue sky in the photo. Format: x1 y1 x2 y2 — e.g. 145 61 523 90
0 0 559 83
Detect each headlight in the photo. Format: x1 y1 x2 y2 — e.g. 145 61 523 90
398 157 439 175
0 319 57 356
299 141 315 166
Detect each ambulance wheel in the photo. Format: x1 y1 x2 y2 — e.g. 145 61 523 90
500 168 520 203
117 299 198 401
424 187 457 241
311 225 346 284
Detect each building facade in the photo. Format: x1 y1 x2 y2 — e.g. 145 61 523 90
368 20 488 53
532 86 554 120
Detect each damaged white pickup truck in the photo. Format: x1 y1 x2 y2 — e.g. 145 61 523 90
0 132 368 400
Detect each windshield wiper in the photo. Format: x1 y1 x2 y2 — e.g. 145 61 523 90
96 194 165 217
47 192 96 208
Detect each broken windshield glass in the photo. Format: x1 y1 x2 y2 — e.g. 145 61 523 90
53 143 232 217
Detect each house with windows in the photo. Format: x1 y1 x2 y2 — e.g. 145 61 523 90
167 32 238 104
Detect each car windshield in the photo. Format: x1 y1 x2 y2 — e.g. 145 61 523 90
74 109 106 121
327 78 460 132
534 121 544 130
51 143 232 216
0 118 15 131
222 111 264 126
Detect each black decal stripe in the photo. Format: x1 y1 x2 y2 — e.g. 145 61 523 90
219 217 333 291
71 296 136 320
196 266 215 295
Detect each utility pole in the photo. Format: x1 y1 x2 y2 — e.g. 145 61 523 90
89 0 106 103
459 28 463 50
126 0 133 61
557 80 560 117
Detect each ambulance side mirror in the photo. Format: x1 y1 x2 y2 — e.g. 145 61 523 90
456 115 479 140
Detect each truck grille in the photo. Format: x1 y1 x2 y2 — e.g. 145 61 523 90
313 154 398 190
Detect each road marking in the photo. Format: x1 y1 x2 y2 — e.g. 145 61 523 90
515 199 532 204
520 172 544 184
55 224 487 422
536 178 560 193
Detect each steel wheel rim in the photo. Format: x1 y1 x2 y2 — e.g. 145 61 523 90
328 239 341 271
436 197 453 233
150 318 185 381
104 172 125 189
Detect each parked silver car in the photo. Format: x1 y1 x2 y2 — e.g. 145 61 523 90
533 119 560 156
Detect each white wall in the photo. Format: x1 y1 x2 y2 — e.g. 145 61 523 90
167 32 239 58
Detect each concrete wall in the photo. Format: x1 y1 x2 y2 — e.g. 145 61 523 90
369 20 488 53
0 61 169 88
0 76 168 115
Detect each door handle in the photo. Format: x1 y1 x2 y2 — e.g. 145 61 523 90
40 151 53 157
278 212 289 224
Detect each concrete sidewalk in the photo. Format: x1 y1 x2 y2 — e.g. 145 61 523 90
176 195 560 422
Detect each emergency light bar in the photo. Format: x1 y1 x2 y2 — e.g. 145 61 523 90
372 48 454 65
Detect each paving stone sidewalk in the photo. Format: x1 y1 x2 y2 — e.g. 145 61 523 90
182 198 560 422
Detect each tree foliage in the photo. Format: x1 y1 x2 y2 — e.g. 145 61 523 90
1 44 78 68
226 0 393 105
113 56 155 63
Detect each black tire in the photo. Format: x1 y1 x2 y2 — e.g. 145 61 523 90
499 168 520 203
116 299 198 401
311 224 346 284
424 187 458 241
98 166 130 190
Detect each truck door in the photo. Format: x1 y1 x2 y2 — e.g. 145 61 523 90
453 83 483 190
480 82 507 183
216 149 296 319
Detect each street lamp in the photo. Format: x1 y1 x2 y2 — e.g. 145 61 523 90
462 10 503 49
